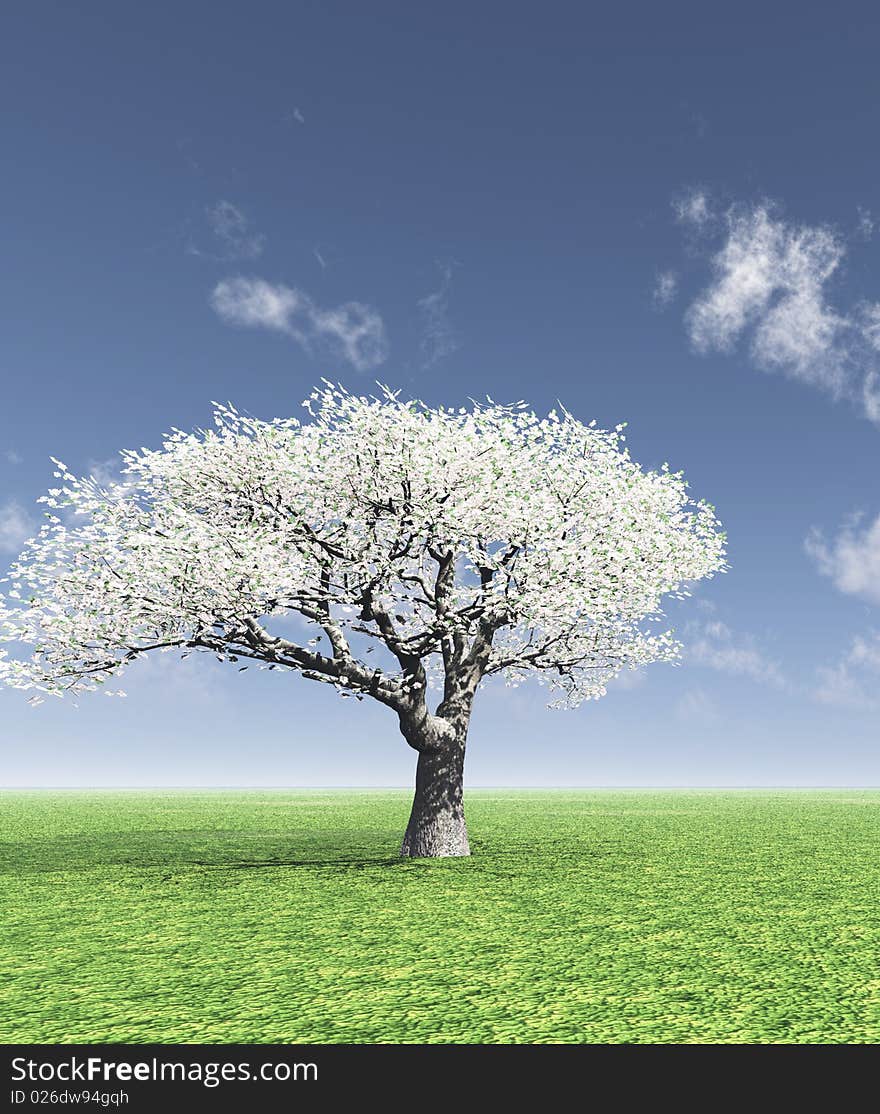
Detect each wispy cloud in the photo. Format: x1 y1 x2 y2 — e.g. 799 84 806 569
86 457 122 489
806 512 880 605
857 206 874 241
676 687 720 724
0 500 35 555
202 201 265 261
673 187 713 229
815 632 880 709
676 199 880 422
4 450 22 466
184 201 265 261
418 263 459 369
686 618 787 688
652 269 678 309
211 276 389 371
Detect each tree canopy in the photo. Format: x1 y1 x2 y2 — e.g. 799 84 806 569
0 383 727 716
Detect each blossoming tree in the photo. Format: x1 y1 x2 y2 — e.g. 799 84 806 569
0 384 726 857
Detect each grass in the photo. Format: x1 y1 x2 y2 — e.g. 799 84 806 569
1 788 879 1043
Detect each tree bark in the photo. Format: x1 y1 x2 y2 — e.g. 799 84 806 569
400 737 470 858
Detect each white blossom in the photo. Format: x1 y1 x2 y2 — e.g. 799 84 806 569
0 384 726 712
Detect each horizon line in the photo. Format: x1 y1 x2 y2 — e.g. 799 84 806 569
2 784 880 791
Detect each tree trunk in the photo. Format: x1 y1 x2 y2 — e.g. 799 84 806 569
400 739 470 858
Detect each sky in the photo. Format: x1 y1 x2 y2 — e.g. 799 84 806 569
2 1 880 786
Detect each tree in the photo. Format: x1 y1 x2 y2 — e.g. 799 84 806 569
0 384 726 857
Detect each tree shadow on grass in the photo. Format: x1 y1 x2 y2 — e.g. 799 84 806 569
0 830 404 874
194 856 401 870
2 832 645 876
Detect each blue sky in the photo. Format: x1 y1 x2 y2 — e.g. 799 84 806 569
2 1 880 786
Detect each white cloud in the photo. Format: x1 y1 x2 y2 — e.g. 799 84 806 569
292 107 305 125
815 632 880 709
687 206 846 378
0 500 35 555
806 513 880 605
686 618 786 688
211 276 389 372
679 201 880 422
673 188 713 228
85 457 123 489
418 263 459 369
861 303 880 352
815 662 874 709
850 633 880 670
652 270 678 309
857 206 874 240
4 450 22 465
204 201 265 261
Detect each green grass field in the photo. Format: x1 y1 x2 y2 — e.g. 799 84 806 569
1 789 879 1043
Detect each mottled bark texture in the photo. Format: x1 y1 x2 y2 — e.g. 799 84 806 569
400 738 470 857
399 695 473 858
